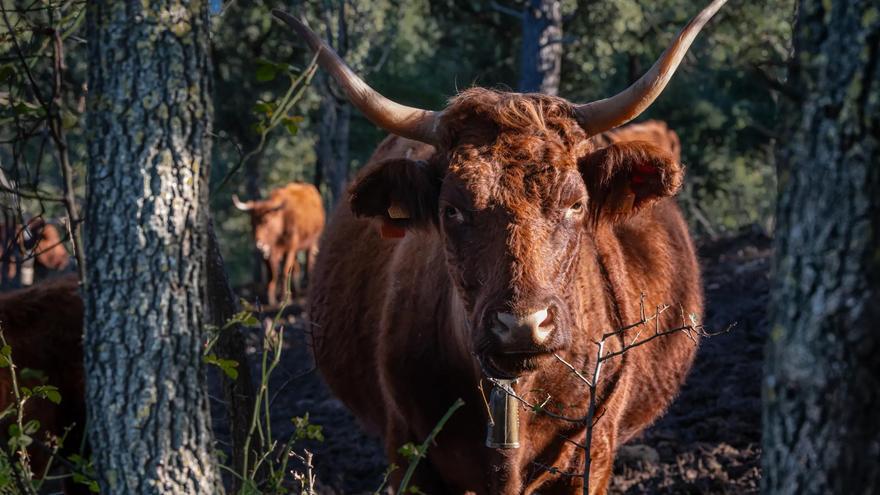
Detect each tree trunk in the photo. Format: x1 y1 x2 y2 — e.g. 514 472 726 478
518 0 562 95
763 2 880 494
84 2 223 493
245 149 265 291
316 73 352 206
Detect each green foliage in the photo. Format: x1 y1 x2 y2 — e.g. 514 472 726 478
562 0 793 233
68 454 100 493
0 331 96 493
210 282 323 494
205 354 240 380
291 414 324 443
0 0 88 222
397 398 464 494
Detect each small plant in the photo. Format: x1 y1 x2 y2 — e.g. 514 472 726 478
0 331 97 494
207 276 326 494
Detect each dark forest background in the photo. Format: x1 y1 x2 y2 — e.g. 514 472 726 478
0 0 793 287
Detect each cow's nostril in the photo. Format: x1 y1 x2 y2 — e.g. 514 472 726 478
492 308 553 346
539 308 554 328
494 313 510 332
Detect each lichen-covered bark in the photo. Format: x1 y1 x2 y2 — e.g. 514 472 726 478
84 1 222 493
519 0 562 95
764 2 880 493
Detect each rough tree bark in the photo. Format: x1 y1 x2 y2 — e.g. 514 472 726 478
85 2 223 493
763 2 880 494
518 0 562 95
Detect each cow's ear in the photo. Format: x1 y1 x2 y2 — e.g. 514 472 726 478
348 158 440 237
579 141 683 226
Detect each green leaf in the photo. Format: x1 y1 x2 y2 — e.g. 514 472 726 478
252 101 273 117
204 354 239 380
12 100 44 116
292 414 324 442
0 405 15 422
397 442 422 461
282 115 304 136
250 122 266 135
20 368 46 382
34 385 62 404
11 433 32 448
61 108 79 129
23 419 40 435
0 345 11 358
255 63 277 82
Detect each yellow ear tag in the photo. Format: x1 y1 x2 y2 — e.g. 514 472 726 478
387 202 411 219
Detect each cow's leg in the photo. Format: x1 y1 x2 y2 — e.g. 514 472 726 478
282 249 300 298
303 242 319 289
265 252 281 306
584 429 617 495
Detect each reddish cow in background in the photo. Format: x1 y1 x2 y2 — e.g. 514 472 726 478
593 119 682 161
277 0 725 492
233 182 325 305
0 274 87 494
0 218 71 287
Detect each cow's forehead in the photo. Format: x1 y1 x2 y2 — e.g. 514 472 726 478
442 144 581 211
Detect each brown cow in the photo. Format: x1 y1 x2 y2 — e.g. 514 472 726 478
0 218 71 285
593 119 682 162
233 182 325 305
0 274 87 494
278 1 723 493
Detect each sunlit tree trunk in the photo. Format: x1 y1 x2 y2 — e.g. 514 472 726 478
518 0 562 95
763 1 880 493
85 1 223 492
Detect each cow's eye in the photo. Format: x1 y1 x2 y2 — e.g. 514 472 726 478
564 201 585 221
443 205 465 223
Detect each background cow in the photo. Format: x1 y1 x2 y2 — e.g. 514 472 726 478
0 218 71 288
593 119 682 162
278 0 722 493
0 274 87 494
233 182 325 305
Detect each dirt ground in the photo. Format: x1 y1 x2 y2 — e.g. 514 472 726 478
215 228 771 494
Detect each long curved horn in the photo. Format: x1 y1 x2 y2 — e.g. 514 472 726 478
232 194 254 212
574 0 727 136
271 9 440 145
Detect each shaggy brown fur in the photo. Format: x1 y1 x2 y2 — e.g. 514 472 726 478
0 274 87 494
310 88 701 494
237 182 325 304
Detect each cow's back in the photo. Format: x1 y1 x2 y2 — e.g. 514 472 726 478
593 120 682 161
274 183 325 250
0 274 85 472
309 136 434 434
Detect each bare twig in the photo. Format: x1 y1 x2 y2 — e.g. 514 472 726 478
48 27 85 284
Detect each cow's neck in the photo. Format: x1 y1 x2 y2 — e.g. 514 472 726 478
481 233 633 493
